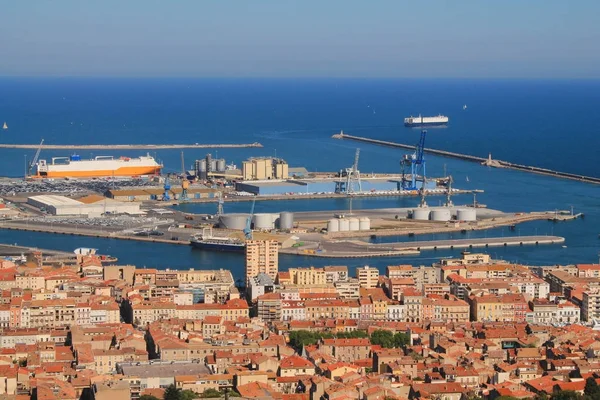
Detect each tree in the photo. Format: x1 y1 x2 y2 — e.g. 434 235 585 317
181 389 200 400
201 388 221 398
550 390 582 400
585 377 600 399
164 385 182 400
140 396 160 400
393 332 410 348
370 330 394 348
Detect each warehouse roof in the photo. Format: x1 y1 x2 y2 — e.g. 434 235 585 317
28 195 82 207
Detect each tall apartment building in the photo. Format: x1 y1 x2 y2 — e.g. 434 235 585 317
245 240 279 283
356 266 379 289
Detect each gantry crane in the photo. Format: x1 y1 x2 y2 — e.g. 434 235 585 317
243 198 256 240
27 139 44 177
401 125 427 191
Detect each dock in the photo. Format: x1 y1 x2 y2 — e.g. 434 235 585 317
332 132 600 185
282 235 565 258
0 142 263 150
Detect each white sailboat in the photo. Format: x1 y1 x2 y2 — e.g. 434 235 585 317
2 122 7 130
466 176 470 182
463 105 467 110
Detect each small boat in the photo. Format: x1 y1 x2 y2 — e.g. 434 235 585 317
463 105 467 110
466 176 470 182
562 245 568 248
2 122 7 130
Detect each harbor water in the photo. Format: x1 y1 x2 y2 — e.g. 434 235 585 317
0 78 599 280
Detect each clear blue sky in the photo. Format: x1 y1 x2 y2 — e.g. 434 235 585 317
2 0 599 78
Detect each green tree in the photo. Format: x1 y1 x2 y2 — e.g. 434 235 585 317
140 396 160 400
393 332 410 348
226 390 241 397
370 330 395 348
550 390 582 400
495 396 520 400
164 385 182 400
201 388 221 398
585 377 600 399
181 389 200 400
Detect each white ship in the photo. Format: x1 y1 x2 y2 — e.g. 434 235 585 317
404 114 449 127
34 153 162 178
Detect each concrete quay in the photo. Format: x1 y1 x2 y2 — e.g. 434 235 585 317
283 235 565 258
0 142 263 150
332 132 600 185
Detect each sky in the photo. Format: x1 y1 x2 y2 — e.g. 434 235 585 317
1 1 599 78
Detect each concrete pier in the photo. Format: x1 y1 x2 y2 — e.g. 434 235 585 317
332 132 600 185
0 142 263 150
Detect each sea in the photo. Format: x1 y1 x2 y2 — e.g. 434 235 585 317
0 78 599 281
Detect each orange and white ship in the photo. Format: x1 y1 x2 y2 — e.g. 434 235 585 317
34 154 162 178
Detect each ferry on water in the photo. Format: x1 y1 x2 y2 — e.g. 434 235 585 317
404 114 449 127
190 228 246 253
34 153 162 178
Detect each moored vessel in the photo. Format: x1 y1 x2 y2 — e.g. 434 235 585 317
404 114 449 127
190 229 245 253
34 153 162 178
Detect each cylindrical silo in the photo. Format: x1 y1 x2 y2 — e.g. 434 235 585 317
348 218 360 231
195 159 207 178
216 159 226 172
359 217 371 231
253 213 274 230
219 213 249 230
457 208 477 222
431 208 452 222
412 209 430 221
279 212 294 230
338 218 350 232
210 160 217 172
328 219 339 232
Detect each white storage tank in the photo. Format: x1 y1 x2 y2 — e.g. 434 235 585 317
253 213 274 230
216 159 226 172
412 208 431 221
348 218 360 231
431 208 452 222
219 213 249 230
359 217 371 231
456 208 477 222
338 218 350 232
279 212 294 230
327 218 339 232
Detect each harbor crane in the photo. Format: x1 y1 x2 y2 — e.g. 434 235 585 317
27 139 44 177
401 125 427 191
216 192 224 216
335 148 362 194
162 175 171 201
243 198 256 240
444 175 454 207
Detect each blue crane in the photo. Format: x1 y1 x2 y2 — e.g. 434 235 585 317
401 127 427 191
243 198 256 240
162 175 171 201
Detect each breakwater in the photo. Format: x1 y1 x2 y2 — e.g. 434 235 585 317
0 142 263 150
332 133 600 185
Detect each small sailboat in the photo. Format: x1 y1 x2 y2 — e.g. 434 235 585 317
463 105 467 110
2 122 7 130
466 176 470 182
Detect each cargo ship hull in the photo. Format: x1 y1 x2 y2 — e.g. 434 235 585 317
190 239 245 253
34 155 162 179
404 115 449 127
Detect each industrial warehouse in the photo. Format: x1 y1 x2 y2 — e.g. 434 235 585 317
27 194 141 216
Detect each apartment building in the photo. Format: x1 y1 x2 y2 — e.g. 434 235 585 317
356 266 379 289
245 240 279 283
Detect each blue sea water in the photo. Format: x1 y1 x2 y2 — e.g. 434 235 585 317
0 78 599 280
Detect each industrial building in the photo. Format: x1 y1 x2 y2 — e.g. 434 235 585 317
235 178 404 196
106 187 218 201
242 157 289 180
28 195 140 217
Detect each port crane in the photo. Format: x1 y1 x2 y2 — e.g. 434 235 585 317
335 148 362 194
401 127 427 191
27 139 44 177
243 198 256 240
216 192 224 216
162 175 171 201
